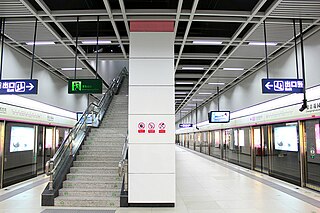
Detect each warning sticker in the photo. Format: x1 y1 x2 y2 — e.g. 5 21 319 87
158 122 166 133
148 122 155 133
138 122 145 133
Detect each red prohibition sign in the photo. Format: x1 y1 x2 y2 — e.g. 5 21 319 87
138 122 145 129
148 122 155 130
158 122 166 130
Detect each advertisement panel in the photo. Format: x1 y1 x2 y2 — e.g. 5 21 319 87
274 125 298 152
315 124 320 154
10 126 35 152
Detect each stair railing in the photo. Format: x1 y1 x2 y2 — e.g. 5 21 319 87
45 68 128 191
118 134 128 192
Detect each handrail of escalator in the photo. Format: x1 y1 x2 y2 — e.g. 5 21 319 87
45 67 128 191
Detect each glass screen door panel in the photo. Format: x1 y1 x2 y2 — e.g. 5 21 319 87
305 120 320 192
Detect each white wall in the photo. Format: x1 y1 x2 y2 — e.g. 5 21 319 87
1 44 88 112
178 28 320 126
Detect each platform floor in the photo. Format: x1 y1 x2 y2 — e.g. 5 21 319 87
0 146 319 213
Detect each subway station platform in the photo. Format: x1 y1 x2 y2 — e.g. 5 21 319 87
0 146 319 213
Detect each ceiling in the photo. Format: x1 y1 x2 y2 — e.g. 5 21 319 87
1 0 320 115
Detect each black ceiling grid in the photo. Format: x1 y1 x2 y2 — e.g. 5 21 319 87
0 0 319 115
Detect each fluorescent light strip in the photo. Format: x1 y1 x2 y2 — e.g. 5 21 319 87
61 68 83 71
82 40 111 44
208 82 225 85
181 111 189 113
187 104 196 106
26 41 55 45
199 92 212 95
192 99 203 101
192 40 222 45
175 92 188 94
182 67 204 70
176 82 194 85
248 41 277 46
223 68 244 71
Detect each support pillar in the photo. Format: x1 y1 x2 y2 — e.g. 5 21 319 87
128 21 175 207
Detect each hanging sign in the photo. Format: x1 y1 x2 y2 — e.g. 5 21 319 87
179 123 193 128
0 79 38 95
68 79 102 94
262 78 304 94
148 122 155 133
158 122 166 133
138 122 145 133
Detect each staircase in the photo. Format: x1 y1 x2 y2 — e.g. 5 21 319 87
54 78 128 207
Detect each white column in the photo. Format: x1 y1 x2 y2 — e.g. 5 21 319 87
128 21 175 206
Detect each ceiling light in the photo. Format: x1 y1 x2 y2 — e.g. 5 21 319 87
182 67 204 70
176 82 194 84
248 41 277 46
223 68 244 71
187 104 196 106
26 41 55 45
192 40 222 45
192 99 203 101
175 92 188 94
208 82 225 85
183 108 192 110
181 111 189 113
81 40 111 44
61 67 83 71
199 92 212 95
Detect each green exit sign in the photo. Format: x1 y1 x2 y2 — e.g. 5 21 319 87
68 79 102 94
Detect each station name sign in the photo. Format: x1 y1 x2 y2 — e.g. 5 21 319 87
0 79 38 95
179 123 193 128
262 78 304 94
68 79 102 94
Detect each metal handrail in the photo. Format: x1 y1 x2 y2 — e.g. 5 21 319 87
45 67 128 191
118 134 128 191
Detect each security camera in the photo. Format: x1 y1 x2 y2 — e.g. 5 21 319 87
299 99 307 112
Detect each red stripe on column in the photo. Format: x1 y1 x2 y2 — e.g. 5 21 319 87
130 21 174 32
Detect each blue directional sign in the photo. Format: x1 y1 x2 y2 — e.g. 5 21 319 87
262 78 304 94
0 79 38 95
179 123 193 128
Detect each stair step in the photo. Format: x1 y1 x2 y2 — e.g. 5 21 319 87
62 180 121 189
81 145 122 150
90 128 127 132
84 141 124 146
73 161 119 167
76 155 120 161
59 188 120 197
88 133 126 138
70 167 118 174
54 196 119 207
79 150 121 156
67 174 121 181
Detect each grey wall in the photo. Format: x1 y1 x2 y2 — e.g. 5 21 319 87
1 44 88 112
89 59 128 85
177 28 320 126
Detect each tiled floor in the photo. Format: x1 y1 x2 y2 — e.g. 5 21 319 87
0 146 319 213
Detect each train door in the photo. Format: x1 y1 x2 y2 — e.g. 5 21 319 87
269 122 301 185
304 119 320 192
252 126 269 174
36 126 45 175
221 129 230 160
0 121 4 188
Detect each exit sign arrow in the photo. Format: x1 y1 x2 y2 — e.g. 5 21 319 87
262 78 304 94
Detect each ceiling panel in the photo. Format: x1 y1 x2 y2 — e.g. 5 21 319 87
0 0 32 17
231 45 278 58
24 45 74 57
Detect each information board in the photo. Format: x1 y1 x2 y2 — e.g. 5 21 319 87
262 78 304 94
68 79 102 94
0 79 38 95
